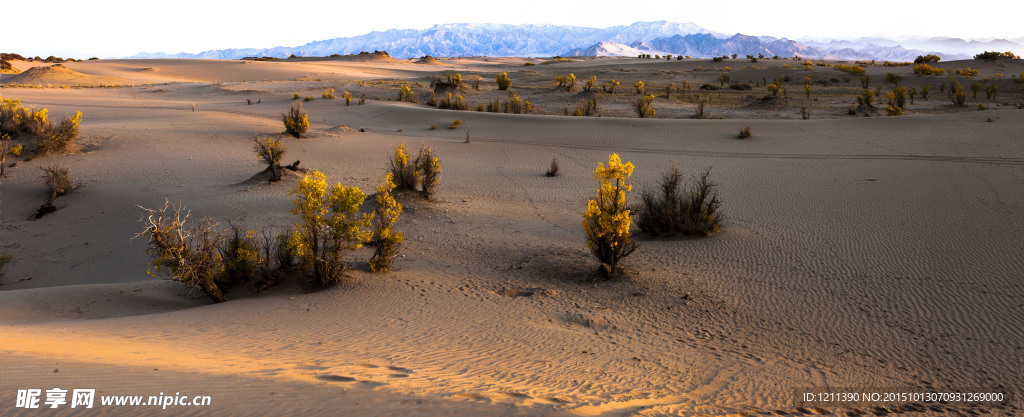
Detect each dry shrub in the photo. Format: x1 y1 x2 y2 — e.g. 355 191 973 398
41 165 75 206
415 144 441 199
439 93 468 110
738 126 752 138
322 88 336 99
35 111 81 155
136 201 229 303
448 118 462 129
545 157 559 177
633 94 655 118
0 254 10 285
636 166 722 237
283 102 308 138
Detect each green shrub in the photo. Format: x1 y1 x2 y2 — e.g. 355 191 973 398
634 80 645 95
322 88 336 99
985 84 998 100
969 82 982 98
283 102 308 138
914 54 941 64
448 118 462 129
859 74 872 89
886 72 902 85
950 79 966 106
343 91 353 105
738 126 752 138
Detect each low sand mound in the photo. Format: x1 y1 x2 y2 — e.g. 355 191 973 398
415 55 446 65
333 52 400 64
2 64 135 86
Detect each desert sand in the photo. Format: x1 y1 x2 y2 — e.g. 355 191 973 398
1 55 1023 416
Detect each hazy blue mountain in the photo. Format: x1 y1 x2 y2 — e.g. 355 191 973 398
130 21 1023 62
131 21 710 60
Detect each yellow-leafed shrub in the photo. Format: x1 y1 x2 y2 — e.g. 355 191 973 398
496 72 511 90
368 173 403 272
582 154 637 277
289 170 371 287
283 102 308 138
389 143 419 191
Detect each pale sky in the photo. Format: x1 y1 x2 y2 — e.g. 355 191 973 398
5 0 1022 58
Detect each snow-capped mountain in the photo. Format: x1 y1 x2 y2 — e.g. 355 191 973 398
130 21 1023 62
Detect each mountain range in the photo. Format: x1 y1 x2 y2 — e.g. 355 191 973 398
131 21 1024 62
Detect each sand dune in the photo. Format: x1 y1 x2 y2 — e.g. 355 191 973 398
1 64 136 87
1 57 1022 416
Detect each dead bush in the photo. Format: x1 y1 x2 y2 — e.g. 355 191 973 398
545 157 559 177
636 166 722 237
136 201 229 303
415 144 441 198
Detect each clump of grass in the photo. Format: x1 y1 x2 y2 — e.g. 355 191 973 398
448 118 462 129
636 166 722 237
293 93 301 100
545 157 559 177
738 126 752 138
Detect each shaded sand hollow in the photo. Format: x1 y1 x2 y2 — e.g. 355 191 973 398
0 57 1022 416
